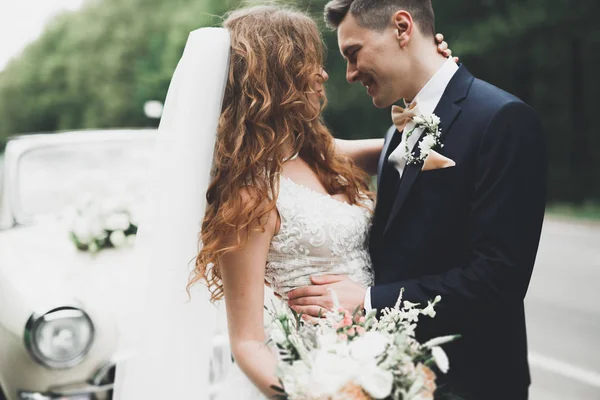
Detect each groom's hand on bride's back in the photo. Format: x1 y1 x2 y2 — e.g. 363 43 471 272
287 275 366 318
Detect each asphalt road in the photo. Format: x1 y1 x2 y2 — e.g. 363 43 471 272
526 217 600 400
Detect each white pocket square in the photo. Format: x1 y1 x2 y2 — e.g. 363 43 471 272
422 150 456 171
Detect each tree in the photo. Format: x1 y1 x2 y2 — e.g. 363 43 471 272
0 0 599 203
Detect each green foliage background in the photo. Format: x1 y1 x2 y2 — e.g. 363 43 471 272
0 0 598 203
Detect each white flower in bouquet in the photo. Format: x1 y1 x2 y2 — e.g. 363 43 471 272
333 343 351 358
399 360 416 377
357 363 394 399
422 335 458 349
316 332 338 349
349 331 389 363
280 360 311 399
317 332 350 358
400 308 421 323
109 230 127 248
311 350 360 397
420 296 441 318
104 212 131 231
315 331 350 358
431 346 449 373
402 300 420 309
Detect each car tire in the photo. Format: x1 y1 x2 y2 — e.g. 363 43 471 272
0 385 6 400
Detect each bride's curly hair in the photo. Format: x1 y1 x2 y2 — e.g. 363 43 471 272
189 5 374 302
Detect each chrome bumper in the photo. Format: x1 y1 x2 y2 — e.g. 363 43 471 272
18 362 115 400
18 385 110 400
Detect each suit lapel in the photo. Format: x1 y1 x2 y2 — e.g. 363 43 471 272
382 66 474 236
377 125 400 189
371 126 403 241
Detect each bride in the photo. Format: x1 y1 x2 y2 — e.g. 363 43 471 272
114 5 453 399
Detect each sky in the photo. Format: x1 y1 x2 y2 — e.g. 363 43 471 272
0 0 86 71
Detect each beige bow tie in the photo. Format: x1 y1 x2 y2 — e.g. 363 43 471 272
391 101 418 132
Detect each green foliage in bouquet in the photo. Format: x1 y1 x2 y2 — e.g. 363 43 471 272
266 289 460 400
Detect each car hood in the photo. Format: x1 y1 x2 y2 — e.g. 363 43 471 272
0 217 145 342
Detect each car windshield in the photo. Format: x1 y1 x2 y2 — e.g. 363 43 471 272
14 138 155 222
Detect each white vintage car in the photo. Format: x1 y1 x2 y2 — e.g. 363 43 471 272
0 130 156 400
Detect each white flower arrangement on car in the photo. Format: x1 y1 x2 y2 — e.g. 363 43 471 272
68 196 141 253
268 289 459 400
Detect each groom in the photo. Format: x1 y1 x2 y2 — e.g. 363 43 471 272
287 0 547 399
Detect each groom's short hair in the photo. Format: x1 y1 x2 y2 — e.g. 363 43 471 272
325 0 435 37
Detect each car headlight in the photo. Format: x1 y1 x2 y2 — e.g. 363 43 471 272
25 306 95 369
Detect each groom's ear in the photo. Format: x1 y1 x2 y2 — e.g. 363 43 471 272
392 10 413 48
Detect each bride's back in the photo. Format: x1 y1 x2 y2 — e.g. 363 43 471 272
191 5 374 303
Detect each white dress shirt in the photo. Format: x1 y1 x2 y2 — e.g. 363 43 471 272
388 58 459 177
364 58 459 311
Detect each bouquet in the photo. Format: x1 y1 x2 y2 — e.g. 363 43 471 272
68 196 140 253
267 289 458 400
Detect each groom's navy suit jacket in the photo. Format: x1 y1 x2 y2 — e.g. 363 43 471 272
369 65 546 400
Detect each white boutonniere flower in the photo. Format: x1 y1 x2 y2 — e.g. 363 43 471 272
418 134 437 157
405 113 443 165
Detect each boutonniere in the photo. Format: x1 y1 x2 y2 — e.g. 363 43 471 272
404 113 443 165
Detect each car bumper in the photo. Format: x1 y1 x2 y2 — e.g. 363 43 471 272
17 362 114 400
18 385 110 400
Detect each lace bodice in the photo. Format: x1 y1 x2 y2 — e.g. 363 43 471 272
264 176 374 296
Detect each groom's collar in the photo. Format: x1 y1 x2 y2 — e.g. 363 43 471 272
408 58 459 116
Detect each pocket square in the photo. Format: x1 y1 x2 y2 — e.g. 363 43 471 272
422 150 456 171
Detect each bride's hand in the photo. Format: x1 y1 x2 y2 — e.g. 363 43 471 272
436 33 459 63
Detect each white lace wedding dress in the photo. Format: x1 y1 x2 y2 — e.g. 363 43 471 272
214 175 374 399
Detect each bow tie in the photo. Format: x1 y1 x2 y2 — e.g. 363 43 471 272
391 101 418 132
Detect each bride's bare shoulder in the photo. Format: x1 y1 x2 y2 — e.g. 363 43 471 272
236 185 279 235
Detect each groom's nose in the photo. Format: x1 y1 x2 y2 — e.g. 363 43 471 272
346 64 359 83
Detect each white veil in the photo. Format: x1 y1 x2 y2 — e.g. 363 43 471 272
113 28 231 398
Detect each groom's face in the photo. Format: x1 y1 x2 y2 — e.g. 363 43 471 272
338 14 409 108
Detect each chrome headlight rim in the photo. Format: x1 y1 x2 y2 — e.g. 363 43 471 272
24 306 95 369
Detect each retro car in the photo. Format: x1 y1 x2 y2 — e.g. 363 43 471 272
0 129 156 400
